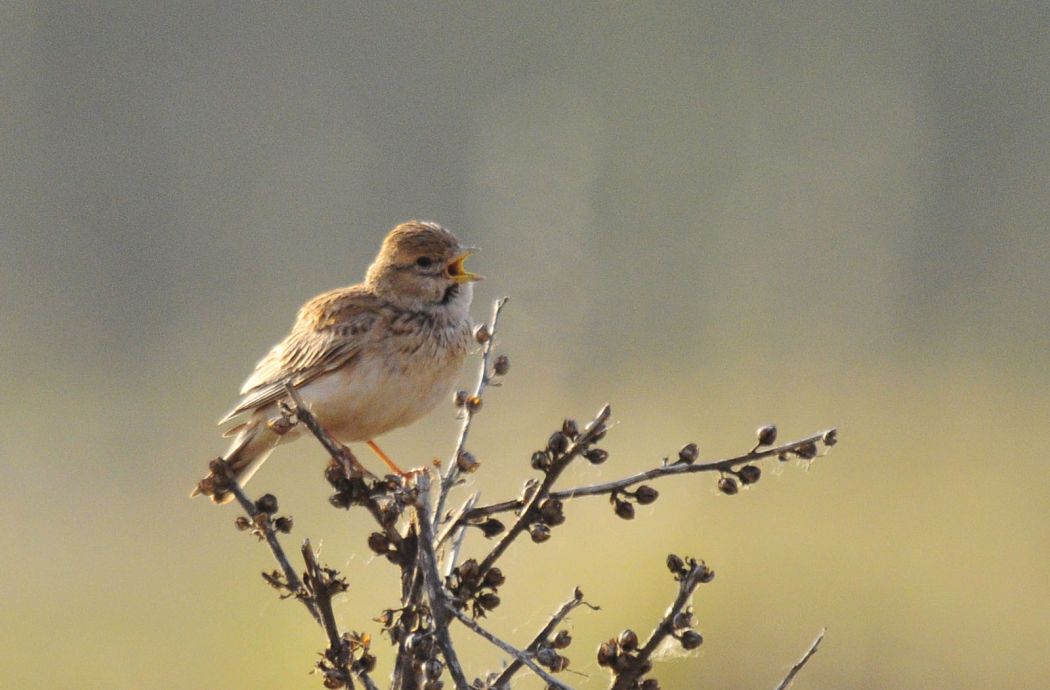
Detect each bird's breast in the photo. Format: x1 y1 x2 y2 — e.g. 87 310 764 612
300 318 472 442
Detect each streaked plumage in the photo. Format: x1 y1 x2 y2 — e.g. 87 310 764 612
193 221 481 503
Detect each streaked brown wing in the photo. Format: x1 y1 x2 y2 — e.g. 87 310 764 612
218 285 382 424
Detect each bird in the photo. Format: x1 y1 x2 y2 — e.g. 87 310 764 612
192 220 482 503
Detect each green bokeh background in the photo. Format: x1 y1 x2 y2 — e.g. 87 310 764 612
2 3 1047 688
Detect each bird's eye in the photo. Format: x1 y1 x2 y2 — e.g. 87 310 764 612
415 256 433 268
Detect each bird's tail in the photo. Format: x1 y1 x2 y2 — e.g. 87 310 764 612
190 420 279 504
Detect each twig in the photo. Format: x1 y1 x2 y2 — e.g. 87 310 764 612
283 384 371 477
609 558 711 690
490 588 594 689
433 297 509 526
413 473 472 690
301 540 349 669
442 493 479 578
447 607 574 690
462 429 836 522
773 628 825 690
476 404 612 576
225 478 321 624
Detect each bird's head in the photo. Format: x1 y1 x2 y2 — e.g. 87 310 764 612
366 221 483 311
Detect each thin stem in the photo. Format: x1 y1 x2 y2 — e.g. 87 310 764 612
476 404 612 576
773 628 826 690
490 588 593 689
447 607 574 690
226 479 321 624
463 429 836 522
301 540 347 663
434 297 509 526
610 559 710 690
413 473 472 690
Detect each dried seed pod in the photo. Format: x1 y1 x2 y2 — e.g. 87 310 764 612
539 498 565 526
255 494 278 514
329 492 352 509
357 652 377 673
474 324 491 343
584 448 608 464
666 554 685 574
640 679 660 690
737 465 761 485
613 498 635 520
548 431 569 455
483 567 506 587
458 559 480 582
273 516 293 533
756 424 778 447
536 646 559 668
493 354 510 376
634 485 659 505
479 519 505 538
234 516 252 531
597 640 618 667
552 630 572 649
678 442 699 464
718 476 738 495
367 532 390 555
822 429 838 446
618 629 639 652
453 389 469 407
457 450 480 473
529 523 551 543
531 451 551 471
324 459 346 485
477 592 501 610
425 658 444 680
796 441 819 459
562 418 579 439
680 629 703 650
549 654 569 673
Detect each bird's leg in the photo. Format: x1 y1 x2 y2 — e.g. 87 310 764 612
366 439 426 479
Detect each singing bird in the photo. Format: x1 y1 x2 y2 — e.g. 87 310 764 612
192 221 482 503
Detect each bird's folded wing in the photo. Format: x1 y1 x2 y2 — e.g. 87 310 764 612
218 286 382 425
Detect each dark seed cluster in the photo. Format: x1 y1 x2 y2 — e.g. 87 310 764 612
448 558 506 618
598 555 713 689
233 492 294 541
325 458 405 523
533 627 572 673
376 605 445 689
316 631 377 689
610 484 659 520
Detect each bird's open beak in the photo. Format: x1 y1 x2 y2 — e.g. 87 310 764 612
447 248 484 283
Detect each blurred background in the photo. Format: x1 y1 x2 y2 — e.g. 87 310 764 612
2 2 1048 688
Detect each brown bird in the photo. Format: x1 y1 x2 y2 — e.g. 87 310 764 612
192 221 482 503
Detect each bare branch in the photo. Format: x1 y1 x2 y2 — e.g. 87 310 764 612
442 493 479 578
283 383 372 478
447 607 574 690
773 628 826 690
434 297 510 526
224 475 321 624
607 556 713 690
490 588 594 689
413 473 472 690
463 429 836 522
476 404 612 576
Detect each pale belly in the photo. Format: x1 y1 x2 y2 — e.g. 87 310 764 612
293 344 467 443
